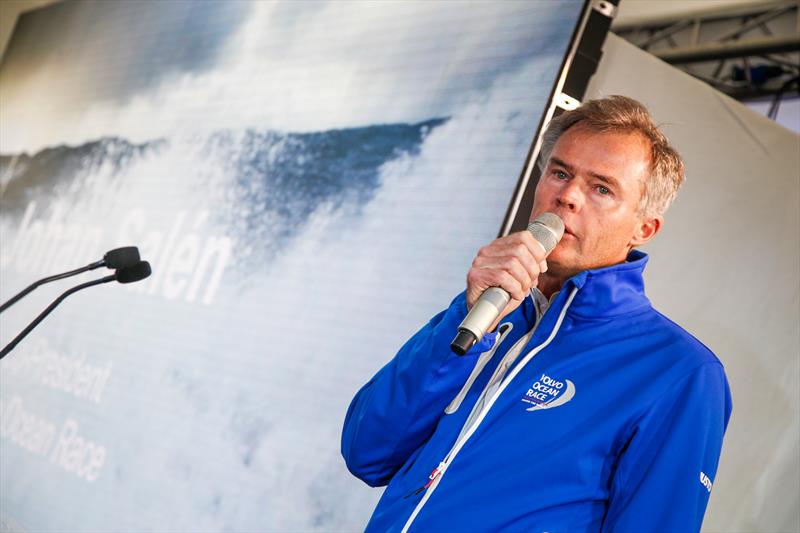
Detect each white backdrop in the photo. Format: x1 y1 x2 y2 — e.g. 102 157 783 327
587 34 800 532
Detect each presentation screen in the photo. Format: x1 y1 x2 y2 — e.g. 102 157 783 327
0 0 586 530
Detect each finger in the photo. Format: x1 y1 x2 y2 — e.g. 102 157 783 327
489 296 523 332
485 231 547 268
479 269 527 301
471 255 532 291
496 294 525 326
478 232 537 255
477 241 540 281
518 231 548 263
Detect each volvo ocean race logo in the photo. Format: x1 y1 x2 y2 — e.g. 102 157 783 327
521 373 575 411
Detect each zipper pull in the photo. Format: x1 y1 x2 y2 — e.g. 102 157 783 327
403 461 447 499
424 461 446 489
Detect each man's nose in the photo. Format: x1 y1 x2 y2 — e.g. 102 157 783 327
555 181 583 211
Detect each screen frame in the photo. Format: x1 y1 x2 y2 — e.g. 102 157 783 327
501 0 620 235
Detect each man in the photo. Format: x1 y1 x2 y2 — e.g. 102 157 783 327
341 96 732 532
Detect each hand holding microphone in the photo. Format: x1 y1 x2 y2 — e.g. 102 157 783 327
451 213 564 355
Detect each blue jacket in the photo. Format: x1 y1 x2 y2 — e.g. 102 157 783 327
342 251 732 532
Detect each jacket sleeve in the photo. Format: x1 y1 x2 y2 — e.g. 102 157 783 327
341 291 494 487
602 361 733 532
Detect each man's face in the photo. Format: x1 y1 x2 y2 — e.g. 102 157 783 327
530 125 661 277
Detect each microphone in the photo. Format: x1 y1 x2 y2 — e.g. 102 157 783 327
0 246 141 313
451 213 564 355
116 260 152 283
100 247 141 270
0 261 152 359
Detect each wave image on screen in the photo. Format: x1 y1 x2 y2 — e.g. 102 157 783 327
0 1 585 530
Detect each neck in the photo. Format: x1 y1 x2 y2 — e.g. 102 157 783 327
537 270 570 299
538 250 638 298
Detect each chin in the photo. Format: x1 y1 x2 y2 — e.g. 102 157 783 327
547 244 573 264
546 245 589 276
546 250 576 272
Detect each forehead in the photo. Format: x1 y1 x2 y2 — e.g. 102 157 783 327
549 126 652 189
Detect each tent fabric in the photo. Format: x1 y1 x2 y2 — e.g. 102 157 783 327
586 34 800 532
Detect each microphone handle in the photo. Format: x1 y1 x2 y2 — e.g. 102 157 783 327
451 287 511 355
0 274 115 359
451 214 563 355
0 261 104 314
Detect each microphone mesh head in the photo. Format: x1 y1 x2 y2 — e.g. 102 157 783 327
527 212 565 254
104 246 141 269
117 261 152 284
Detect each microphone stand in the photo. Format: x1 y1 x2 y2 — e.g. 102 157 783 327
0 274 115 359
0 246 140 314
0 263 102 314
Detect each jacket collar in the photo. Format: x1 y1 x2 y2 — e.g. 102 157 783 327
525 250 652 320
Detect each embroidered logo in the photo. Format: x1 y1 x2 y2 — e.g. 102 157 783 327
521 373 575 411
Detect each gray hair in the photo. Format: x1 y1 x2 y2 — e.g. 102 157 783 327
538 95 685 217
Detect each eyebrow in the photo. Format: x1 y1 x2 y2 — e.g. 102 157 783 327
549 156 622 190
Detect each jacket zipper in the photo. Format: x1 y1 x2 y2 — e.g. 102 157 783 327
404 461 447 499
453 324 534 441
400 286 578 533
406 324 517 500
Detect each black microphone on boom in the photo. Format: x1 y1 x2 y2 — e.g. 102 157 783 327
115 261 152 284
451 213 565 355
0 261 152 359
0 246 141 313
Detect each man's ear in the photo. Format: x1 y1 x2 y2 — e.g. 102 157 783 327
629 215 663 247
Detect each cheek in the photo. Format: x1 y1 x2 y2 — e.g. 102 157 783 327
576 223 615 252
533 179 558 205
593 220 637 251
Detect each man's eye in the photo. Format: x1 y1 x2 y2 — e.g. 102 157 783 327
597 185 611 195
554 170 567 179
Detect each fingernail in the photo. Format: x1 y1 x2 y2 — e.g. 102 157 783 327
540 260 548 273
